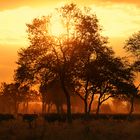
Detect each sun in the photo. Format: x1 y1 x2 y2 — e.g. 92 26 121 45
49 14 66 37
50 21 65 36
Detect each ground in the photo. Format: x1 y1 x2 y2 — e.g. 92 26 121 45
0 118 140 140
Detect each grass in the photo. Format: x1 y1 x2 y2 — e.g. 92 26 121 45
0 117 140 140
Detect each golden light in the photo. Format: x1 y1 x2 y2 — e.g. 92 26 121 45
0 2 140 84
50 21 65 37
49 14 66 37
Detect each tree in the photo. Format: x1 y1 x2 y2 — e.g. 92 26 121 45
68 6 107 117
15 3 111 122
114 81 138 116
124 31 140 114
14 4 81 122
89 53 134 116
68 8 134 116
0 82 21 114
15 3 134 121
124 31 140 72
63 4 120 118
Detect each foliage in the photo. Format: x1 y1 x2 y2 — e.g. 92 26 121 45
13 3 136 118
124 31 140 72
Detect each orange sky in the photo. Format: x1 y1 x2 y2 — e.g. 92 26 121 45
0 0 140 83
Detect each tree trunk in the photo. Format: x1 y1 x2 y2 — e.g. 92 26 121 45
84 100 89 119
42 103 44 114
61 80 72 123
84 100 88 114
96 102 101 117
56 104 60 114
65 92 72 123
88 93 94 114
42 102 46 114
25 102 29 113
84 78 89 118
14 102 19 115
47 103 52 113
129 96 134 116
96 95 101 118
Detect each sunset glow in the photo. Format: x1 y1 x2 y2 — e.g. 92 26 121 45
0 0 140 83
0 2 140 138
50 15 66 37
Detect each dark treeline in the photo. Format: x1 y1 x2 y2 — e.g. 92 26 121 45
0 3 139 123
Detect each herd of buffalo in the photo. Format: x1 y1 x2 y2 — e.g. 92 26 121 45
0 113 140 125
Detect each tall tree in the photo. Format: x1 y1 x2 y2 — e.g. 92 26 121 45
0 82 21 114
15 3 132 121
66 5 112 117
14 4 73 122
123 31 140 114
15 3 108 122
114 81 138 116
88 53 134 116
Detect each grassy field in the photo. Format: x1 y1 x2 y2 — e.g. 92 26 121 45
0 115 140 140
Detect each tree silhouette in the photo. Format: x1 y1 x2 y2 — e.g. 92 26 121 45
87 52 134 116
0 82 40 114
124 31 140 72
114 81 138 116
15 4 87 122
14 3 137 120
15 3 107 122
0 82 21 114
123 31 140 114
67 5 108 117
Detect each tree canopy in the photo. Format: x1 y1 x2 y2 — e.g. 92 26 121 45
13 3 137 120
124 31 140 72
